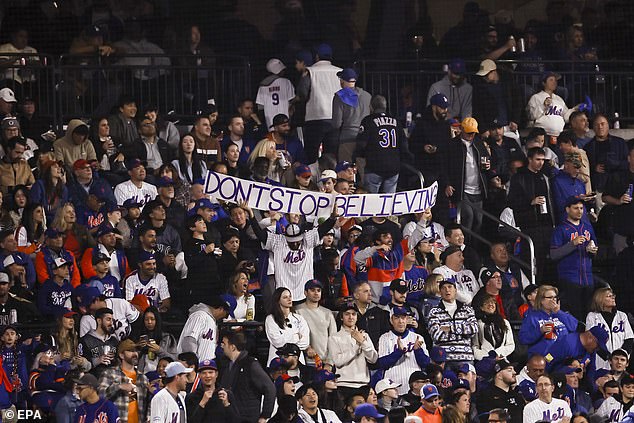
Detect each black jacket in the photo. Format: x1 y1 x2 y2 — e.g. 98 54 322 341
185 384 240 423
441 136 492 202
410 106 452 180
507 166 555 228
472 70 523 128
219 352 276 422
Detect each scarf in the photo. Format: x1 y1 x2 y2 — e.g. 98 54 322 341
336 87 359 108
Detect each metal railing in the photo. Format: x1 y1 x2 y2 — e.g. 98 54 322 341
457 204 537 285
356 59 634 124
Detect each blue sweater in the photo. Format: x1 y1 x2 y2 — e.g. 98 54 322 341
519 308 579 356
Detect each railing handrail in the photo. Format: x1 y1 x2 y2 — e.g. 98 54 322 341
457 204 536 285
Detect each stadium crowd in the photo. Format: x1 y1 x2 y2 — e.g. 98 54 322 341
0 1 633 423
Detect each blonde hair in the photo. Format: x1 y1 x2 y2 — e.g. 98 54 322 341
247 138 276 168
589 287 614 313
51 202 75 232
534 285 559 311
424 274 442 296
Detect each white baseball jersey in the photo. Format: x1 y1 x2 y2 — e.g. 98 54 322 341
596 396 627 422
114 180 157 211
378 329 429 395
256 76 295 129
79 298 140 341
586 310 634 370
265 229 320 301
177 307 218 360
523 397 571 423
150 387 187 423
124 270 171 307
433 266 481 305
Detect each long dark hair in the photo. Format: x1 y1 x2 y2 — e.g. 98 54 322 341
42 162 64 204
20 203 44 243
477 294 508 335
177 134 204 183
10 185 29 211
141 306 164 340
270 287 293 329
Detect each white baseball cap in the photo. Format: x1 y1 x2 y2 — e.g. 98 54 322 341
266 58 286 75
0 88 16 103
165 362 194 378
375 378 401 394
319 169 337 182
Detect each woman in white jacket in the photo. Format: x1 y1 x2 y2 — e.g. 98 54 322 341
327 303 378 391
265 287 310 364
473 294 515 360
526 71 581 137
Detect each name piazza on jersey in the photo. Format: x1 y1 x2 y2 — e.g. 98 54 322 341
373 116 398 127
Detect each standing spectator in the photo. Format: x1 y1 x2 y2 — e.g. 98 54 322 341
427 58 472 120
584 113 628 202
327 302 378 392
303 44 342 162
237 98 267 141
585 287 634 370
356 95 412 193
54 369 83 423
79 307 119 374
123 251 171 312
78 288 141 341
223 115 256 165
53 120 97 166
150 361 191 423
177 297 230 361
427 278 478 366
296 280 337 366
476 359 525 423
432 246 480 305
113 159 158 211
219 331 276 423
527 72 581 139
471 268 519 321
551 152 592 224
523 374 572 423
0 137 34 196
330 68 371 163
518 285 578 357
604 144 634 255
442 117 492 236
73 373 119 423
136 306 178 373
352 281 390 349
508 147 555 282
377 306 429 395
550 197 598 318
265 287 310 364
185 359 239 423
98 338 150 423
257 59 296 130
472 60 522 133
189 116 220 167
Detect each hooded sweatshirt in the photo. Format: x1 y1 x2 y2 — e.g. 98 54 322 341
53 119 97 165
177 303 219 360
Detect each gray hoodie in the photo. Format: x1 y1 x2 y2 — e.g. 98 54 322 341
427 75 473 120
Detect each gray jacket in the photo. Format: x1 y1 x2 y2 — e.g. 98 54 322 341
427 75 473 120
330 87 372 143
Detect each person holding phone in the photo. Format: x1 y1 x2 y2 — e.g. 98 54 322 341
185 359 239 423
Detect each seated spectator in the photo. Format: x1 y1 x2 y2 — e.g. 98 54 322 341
217 226 252 286
53 369 84 422
296 279 337 366
35 228 80 288
78 307 119 374
143 105 180 151
29 344 66 416
403 237 435 301
524 127 559 168
51 202 95 260
427 277 478 366
67 159 116 208
222 141 249 179
78 287 140 341
136 116 172 176
37 257 73 318
523 374 571 422
313 248 349 310
157 164 190 209
543 325 609 373
113 159 158 211
223 271 255 321
89 117 127 184
0 27 39 94
527 71 581 139
519 285 578 357
296 384 341 423
0 137 34 196
472 268 520 321
375 377 401 414
134 304 178 373
14 203 45 256
444 223 482 274
485 241 529 307
28 159 68 222
123 251 171 312
266 113 306 165
427 59 472 121
53 120 97 166
0 231 35 288
154 177 186 234
265 287 310 364
517 354 547 402
411 383 443 421
112 19 170 81
108 95 139 151
432 245 480 305
403 208 448 250
172 134 208 186
596 373 634 422
222 114 256 165
476 358 525 423
472 293 515 361
585 287 633 371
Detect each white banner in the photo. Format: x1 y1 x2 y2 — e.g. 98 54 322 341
204 172 438 218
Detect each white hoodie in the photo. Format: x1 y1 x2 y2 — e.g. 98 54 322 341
526 91 574 136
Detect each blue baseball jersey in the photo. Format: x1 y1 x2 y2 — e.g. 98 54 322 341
551 220 596 286
404 265 428 305
73 397 119 423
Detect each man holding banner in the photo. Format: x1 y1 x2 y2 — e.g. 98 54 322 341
241 201 338 304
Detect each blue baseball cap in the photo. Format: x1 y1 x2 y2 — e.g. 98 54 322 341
198 359 217 371
449 58 466 75
268 357 289 371
77 285 101 308
430 346 446 363
390 306 411 317
562 366 582 375
335 161 354 173
194 198 214 211
313 369 339 385
45 228 64 238
354 404 384 419
157 176 174 188
430 93 449 109
95 225 115 238
422 383 439 400
294 164 312 177
220 294 237 319
137 250 156 263
589 325 609 353
122 198 142 209
336 68 357 82
316 43 332 59
295 50 314 66
304 279 323 290
275 373 299 389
